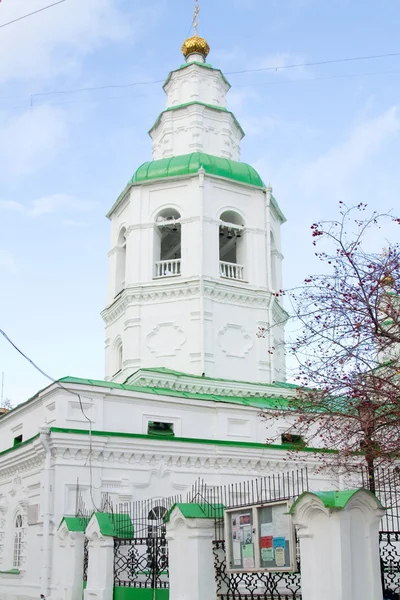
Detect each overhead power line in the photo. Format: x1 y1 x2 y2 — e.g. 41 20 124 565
0 0 66 30
226 51 400 75
0 325 101 510
25 49 400 104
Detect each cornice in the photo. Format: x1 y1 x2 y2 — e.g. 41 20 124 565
102 281 201 324
102 279 281 325
0 441 45 480
47 432 315 472
128 370 296 399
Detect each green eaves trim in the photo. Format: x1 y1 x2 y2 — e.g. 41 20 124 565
0 434 39 459
163 62 231 89
149 101 245 138
50 426 337 455
289 489 384 513
0 569 21 575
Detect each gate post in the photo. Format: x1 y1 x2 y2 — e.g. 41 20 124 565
290 489 385 600
50 517 87 600
84 514 115 600
165 504 217 600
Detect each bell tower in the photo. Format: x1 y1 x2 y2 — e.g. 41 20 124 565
102 25 287 385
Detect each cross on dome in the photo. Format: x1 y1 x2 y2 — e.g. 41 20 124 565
181 0 210 61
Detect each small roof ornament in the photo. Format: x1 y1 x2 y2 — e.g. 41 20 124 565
181 0 210 61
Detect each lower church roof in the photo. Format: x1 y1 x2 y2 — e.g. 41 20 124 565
130 152 265 188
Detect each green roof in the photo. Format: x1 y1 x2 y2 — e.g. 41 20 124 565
129 152 264 189
164 503 225 522
59 516 90 532
289 489 384 513
93 513 134 539
58 375 291 411
149 102 244 137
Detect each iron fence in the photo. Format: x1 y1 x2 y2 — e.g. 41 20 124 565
213 539 302 600
187 470 308 600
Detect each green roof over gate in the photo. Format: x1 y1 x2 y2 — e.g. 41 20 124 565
164 503 225 522
129 152 265 189
289 489 384 513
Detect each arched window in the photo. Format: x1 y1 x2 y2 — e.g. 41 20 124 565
115 228 127 295
154 209 182 278
147 506 168 568
13 514 23 568
219 211 245 281
116 341 123 373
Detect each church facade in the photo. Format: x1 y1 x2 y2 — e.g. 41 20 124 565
0 34 334 600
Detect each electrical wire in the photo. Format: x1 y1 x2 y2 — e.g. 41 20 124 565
0 66 392 112
225 51 400 75
0 326 101 511
24 49 400 105
0 0 66 29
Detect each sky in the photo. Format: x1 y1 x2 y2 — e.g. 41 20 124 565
1 0 400 404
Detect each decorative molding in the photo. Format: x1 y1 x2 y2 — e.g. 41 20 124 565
102 283 200 324
128 369 295 399
218 324 253 358
146 323 186 357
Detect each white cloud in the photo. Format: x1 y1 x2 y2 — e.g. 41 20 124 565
0 0 135 84
302 106 400 191
0 105 68 174
0 194 94 217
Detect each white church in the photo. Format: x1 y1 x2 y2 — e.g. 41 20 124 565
0 30 335 600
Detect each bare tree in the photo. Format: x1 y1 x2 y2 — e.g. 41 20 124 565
259 203 400 490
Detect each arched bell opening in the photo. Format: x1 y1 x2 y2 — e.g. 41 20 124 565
154 208 182 278
219 210 245 281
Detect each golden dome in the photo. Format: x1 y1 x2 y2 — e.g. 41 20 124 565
382 274 395 287
181 35 210 59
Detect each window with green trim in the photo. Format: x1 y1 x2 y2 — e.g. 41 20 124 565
281 433 305 447
13 435 23 446
147 422 175 437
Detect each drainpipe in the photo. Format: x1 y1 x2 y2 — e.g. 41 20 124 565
265 185 272 291
198 167 206 375
265 186 274 381
39 426 52 598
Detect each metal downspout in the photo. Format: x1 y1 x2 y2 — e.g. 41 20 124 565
199 167 206 375
39 426 51 599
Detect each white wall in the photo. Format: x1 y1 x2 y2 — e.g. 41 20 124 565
103 172 286 383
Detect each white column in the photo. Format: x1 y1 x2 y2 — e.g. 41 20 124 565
291 489 385 600
84 515 114 600
166 507 217 600
51 521 85 600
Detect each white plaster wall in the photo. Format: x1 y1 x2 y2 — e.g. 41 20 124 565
0 451 45 600
164 64 230 109
104 173 285 383
150 105 243 161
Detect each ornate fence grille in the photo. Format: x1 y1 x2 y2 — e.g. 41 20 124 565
213 539 302 600
187 469 308 600
83 538 89 583
111 495 182 590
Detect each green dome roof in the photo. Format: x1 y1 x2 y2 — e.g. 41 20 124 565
130 152 265 188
